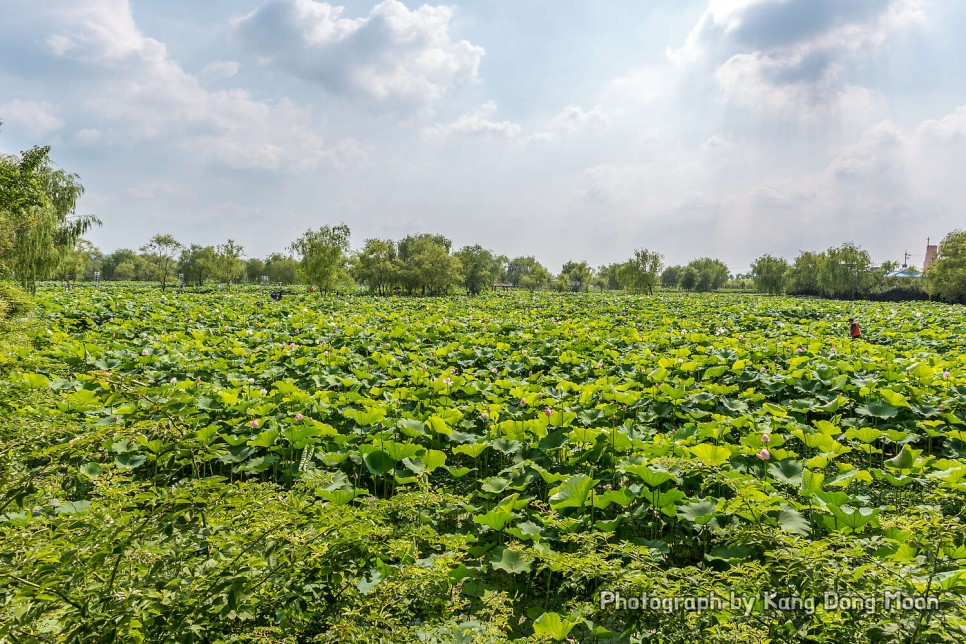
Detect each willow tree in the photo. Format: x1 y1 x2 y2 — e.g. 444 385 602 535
214 239 245 290
140 234 182 292
290 224 351 293
0 141 100 292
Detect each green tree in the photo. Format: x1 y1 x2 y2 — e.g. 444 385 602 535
818 243 873 299
678 266 697 291
620 248 663 294
0 144 100 292
177 245 217 286
396 233 462 295
559 261 593 292
245 257 266 282
290 224 351 293
264 253 300 285
493 254 510 283
213 239 245 290
750 254 790 295
352 238 398 295
506 256 551 290
681 257 729 292
786 251 821 296
140 234 182 292
454 244 499 294
54 239 101 284
927 230 966 303
596 263 624 290
661 265 684 288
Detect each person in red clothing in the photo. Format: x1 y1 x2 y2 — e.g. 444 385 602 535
848 318 861 339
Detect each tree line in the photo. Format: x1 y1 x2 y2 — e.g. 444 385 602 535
32 228 966 304
4 125 966 303
48 230 668 296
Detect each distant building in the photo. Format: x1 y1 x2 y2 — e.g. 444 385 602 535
924 239 938 271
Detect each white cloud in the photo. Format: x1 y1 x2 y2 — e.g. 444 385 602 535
670 0 925 114
528 105 606 143
234 0 484 110
0 99 64 136
692 106 966 264
200 60 240 81
125 179 196 200
40 0 341 172
423 101 520 138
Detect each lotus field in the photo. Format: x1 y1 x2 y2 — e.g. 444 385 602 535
4 288 966 642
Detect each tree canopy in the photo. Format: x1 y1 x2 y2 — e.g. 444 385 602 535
927 230 966 303
0 141 100 292
290 224 351 293
620 248 663 294
140 234 182 292
680 257 729 292
455 245 499 295
751 254 789 295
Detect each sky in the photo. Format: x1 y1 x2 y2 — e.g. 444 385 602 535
2 0 965 273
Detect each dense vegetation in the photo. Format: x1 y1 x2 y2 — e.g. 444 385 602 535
3 287 966 642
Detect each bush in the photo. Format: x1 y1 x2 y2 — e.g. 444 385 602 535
0 281 32 325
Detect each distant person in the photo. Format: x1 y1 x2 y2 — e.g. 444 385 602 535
848 318 861 340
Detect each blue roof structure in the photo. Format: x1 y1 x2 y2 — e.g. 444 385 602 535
885 268 922 278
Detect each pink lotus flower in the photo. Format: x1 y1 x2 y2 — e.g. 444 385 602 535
323 351 329 356
480 412 488 420
522 349 528 355
519 398 527 406
250 419 259 429
295 413 303 421
944 371 951 379
141 349 150 356
761 434 770 443
290 343 297 349
247 378 254 384
170 377 177 386
537 392 543 398
756 448 771 460
760 367 767 373
597 361 604 368
939 404 946 411
443 377 452 386
449 368 455 374
140 332 148 339
491 367 498 373
544 406 553 417
796 347 803 354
